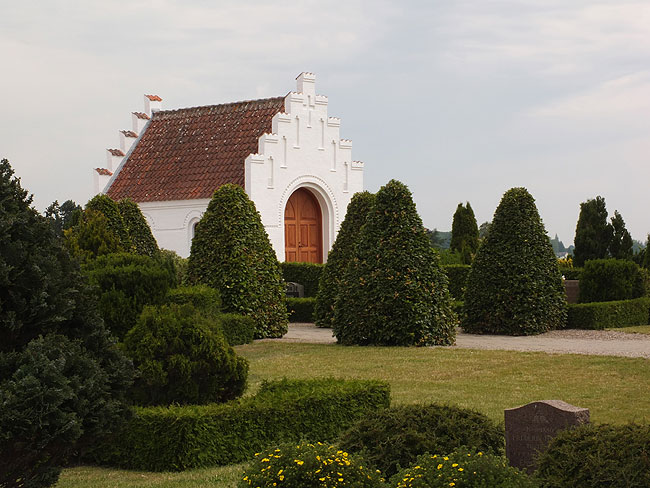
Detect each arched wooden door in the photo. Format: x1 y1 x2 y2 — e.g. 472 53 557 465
284 188 323 263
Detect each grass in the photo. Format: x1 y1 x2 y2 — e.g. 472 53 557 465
237 342 650 425
608 325 650 335
57 342 650 488
58 464 243 488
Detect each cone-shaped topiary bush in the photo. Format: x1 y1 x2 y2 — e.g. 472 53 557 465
463 187 567 335
86 194 131 250
186 184 287 338
315 191 375 328
124 303 248 406
117 198 159 257
333 180 456 346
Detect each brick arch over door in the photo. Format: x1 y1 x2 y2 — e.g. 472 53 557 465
284 188 323 263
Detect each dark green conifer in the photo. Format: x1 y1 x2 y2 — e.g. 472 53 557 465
608 210 633 260
450 202 479 264
333 180 456 346
315 191 375 328
463 187 567 335
0 159 133 488
186 184 287 338
573 196 612 267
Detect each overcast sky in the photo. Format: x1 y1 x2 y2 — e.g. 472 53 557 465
2 0 649 245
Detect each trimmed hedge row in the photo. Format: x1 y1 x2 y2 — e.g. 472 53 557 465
91 378 390 471
280 262 323 297
559 267 582 280
442 265 471 300
567 297 650 330
286 297 316 322
217 313 255 345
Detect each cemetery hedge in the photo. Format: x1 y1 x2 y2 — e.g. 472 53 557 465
559 267 582 280
579 258 646 303
89 378 390 471
83 252 174 340
338 403 505 478
123 303 248 406
286 297 316 322
567 297 650 330
166 285 222 318
315 191 375 328
463 187 567 335
280 262 323 298
217 313 255 345
535 423 650 488
187 184 287 339
166 285 253 345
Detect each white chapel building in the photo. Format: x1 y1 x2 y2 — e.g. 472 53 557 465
94 73 364 262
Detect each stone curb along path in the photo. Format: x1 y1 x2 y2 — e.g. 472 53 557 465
261 323 650 359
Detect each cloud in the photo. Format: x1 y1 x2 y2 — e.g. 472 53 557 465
527 71 650 127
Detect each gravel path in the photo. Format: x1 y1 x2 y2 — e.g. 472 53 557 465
261 323 650 359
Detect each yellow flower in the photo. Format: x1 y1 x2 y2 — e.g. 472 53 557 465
294 460 304 466
437 464 443 470
458 468 464 472
452 463 458 467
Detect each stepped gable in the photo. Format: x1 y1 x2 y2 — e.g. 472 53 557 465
106 96 286 202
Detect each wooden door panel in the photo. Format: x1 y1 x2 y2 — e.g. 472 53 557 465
284 188 322 263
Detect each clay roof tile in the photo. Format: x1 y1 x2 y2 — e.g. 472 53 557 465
107 96 285 202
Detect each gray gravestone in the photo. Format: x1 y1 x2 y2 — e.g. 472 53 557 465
285 282 304 298
505 400 589 472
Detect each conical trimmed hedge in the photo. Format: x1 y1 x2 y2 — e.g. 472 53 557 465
117 198 159 257
333 180 456 346
463 187 567 335
315 191 375 328
186 184 287 338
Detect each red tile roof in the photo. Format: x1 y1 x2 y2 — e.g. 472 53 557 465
95 168 113 176
120 130 138 137
106 96 286 202
133 112 150 120
108 148 125 156
146 94 162 101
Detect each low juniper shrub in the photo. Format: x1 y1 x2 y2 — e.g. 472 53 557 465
391 448 536 488
535 423 650 488
338 404 504 478
123 303 248 406
239 442 385 488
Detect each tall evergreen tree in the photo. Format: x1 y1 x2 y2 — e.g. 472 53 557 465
0 159 133 488
315 191 375 328
463 187 567 335
608 210 633 260
450 202 479 264
573 196 613 267
45 199 82 237
333 180 456 346
186 184 287 338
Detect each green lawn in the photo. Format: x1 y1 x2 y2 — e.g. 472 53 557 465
57 342 650 488
608 325 650 335
238 342 650 425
